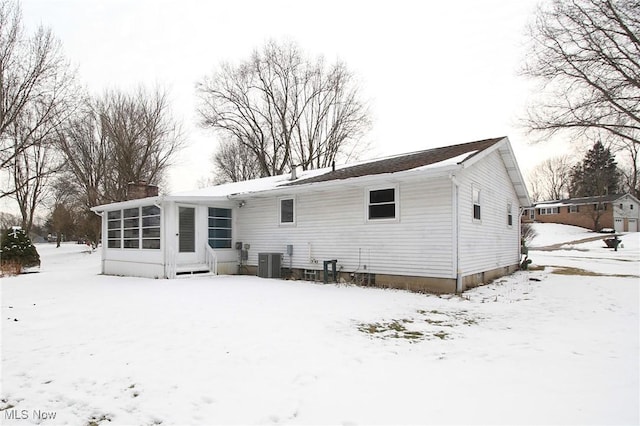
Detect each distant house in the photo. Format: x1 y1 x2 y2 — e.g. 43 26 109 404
91 137 530 294
523 193 640 232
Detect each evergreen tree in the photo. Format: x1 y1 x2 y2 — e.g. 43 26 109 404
0 227 41 271
569 142 621 197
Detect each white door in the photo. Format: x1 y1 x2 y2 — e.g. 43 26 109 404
629 219 638 232
177 205 197 263
614 218 624 233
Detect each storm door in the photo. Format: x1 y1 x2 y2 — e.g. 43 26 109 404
178 206 196 253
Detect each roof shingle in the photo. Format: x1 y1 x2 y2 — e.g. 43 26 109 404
286 137 505 186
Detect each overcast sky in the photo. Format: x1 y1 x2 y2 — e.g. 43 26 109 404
20 0 567 192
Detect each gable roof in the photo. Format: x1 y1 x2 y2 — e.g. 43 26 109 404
285 137 503 186
92 136 531 211
534 193 639 208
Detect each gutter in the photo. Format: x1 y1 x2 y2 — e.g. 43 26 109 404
450 173 463 293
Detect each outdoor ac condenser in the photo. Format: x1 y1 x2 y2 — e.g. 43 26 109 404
258 253 282 278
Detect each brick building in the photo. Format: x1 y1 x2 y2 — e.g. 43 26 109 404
523 193 640 232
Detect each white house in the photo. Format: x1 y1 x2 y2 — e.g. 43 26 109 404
91 136 531 293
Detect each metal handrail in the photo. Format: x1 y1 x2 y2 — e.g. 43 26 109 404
204 243 218 275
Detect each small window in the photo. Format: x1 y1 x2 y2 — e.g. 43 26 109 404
507 203 513 226
631 204 634 210
569 205 578 213
472 186 481 220
208 207 232 248
280 198 295 224
368 188 396 220
539 207 559 215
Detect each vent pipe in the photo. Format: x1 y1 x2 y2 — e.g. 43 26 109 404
332 161 335 172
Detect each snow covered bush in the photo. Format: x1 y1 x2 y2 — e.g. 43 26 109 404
0 227 40 275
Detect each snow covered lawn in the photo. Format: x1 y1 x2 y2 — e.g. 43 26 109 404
1 224 638 425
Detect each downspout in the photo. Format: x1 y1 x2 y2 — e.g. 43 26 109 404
93 210 105 275
154 200 166 278
450 173 463 293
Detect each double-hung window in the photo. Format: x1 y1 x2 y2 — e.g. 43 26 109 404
507 202 513 226
368 187 397 220
472 186 481 220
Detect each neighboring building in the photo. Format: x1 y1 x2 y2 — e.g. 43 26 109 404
91 137 530 294
523 193 640 232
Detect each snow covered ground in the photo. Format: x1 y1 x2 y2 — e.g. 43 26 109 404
1 224 638 425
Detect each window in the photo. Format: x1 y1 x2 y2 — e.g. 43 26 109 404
507 203 513 226
123 208 140 249
631 204 634 210
106 205 161 250
368 188 396 220
208 208 232 248
107 210 121 248
569 205 579 213
279 198 295 224
472 186 481 220
141 205 161 249
539 207 559 215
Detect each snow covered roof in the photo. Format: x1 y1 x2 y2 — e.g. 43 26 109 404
534 193 637 208
93 136 530 210
171 137 504 199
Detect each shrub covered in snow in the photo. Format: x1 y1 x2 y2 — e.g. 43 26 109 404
0 227 40 274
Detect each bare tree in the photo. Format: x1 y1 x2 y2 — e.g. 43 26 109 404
197 40 370 178
522 0 639 146
527 155 573 201
99 87 184 201
58 86 184 206
55 87 184 245
210 136 261 184
0 0 73 193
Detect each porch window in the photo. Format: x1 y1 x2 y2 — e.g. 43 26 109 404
141 205 161 249
208 208 232 249
107 210 121 248
123 208 140 249
368 187 396 220
106 206 161 250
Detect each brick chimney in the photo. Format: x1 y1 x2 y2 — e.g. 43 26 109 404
127 181 159 200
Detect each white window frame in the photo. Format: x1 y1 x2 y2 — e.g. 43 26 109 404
279 197 296 226
472 185 481 222
539 207 559 215
106 205 161 250
507 202 513 227
208 207 232 249
366 185 399 222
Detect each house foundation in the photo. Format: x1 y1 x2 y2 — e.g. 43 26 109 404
240 264 520 294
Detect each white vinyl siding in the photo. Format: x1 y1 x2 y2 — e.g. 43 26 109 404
237 177 454 278
457 150 521 276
